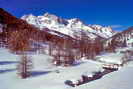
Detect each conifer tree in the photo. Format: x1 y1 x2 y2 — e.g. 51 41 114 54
17 55 32 79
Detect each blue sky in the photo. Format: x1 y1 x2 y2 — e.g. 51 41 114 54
0 0 133 31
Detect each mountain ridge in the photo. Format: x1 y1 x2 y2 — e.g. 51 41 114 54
21 13 116 39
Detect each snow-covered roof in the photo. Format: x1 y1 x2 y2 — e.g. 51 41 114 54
97 53 124 64
82 71 95 77
82 67 103 77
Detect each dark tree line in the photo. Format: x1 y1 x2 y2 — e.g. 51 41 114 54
48 32 104 66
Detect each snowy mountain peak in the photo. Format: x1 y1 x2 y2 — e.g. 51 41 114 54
44 12 58 19
21 14 36 20
21 13 116 39
90 25 114 36
91 25 112 31
68 18 83 24
67 18 84 28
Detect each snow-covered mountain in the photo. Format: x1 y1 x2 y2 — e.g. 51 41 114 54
21 13 115 39
105 27 133 48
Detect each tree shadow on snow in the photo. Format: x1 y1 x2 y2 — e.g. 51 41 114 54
0 69 16 74
72 61 85 66
31 71 51 77
0 61 18 65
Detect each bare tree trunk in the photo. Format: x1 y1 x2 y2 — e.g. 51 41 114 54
17 54 32 79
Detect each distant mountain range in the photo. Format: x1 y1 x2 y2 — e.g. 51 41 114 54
21 13 116 39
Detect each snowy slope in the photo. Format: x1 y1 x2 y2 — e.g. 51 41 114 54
0 48 102 89
21 13 115 39
0 48 133 89
0 48 19 61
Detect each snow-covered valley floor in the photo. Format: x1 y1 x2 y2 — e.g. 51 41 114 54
0 48 133 89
